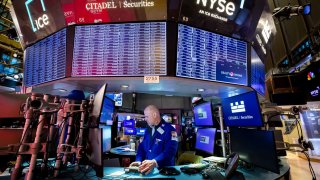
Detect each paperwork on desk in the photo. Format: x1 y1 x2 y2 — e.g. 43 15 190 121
203 156 227 163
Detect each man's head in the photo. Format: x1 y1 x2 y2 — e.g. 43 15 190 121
144 105 161 127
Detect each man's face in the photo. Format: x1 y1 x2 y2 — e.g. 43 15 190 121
144 108 156 127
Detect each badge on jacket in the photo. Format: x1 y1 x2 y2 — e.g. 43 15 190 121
171 131 178 141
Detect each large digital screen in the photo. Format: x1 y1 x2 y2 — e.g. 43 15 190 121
11 0 66 47
124 127 137 135
251 47 265 96
72 22 167 76
24 28 67 87
123 119 135 128
195 128 216 155
179 0 266 41
177 24 247 85
194 102 215 126
62 0 167 25
100 96 115 125
222 91 263 127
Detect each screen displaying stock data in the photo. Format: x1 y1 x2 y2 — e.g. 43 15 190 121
24 28 67 87
176 24 247 85
72 22 167 77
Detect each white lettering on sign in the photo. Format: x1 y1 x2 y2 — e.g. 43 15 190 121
144 76 160 83
85 2 117 10
25 0 50 32
256 34 267 55
35 14 49 30
196 0 244 16
262 20 272 44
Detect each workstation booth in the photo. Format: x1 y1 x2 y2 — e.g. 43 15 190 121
0 0 293 179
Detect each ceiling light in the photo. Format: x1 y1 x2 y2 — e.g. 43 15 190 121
121 85 129 89
58 88 67 92
197 88 205 92
165 94 173 97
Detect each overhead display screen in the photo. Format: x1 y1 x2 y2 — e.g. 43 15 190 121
179 0 267 41
176 24 247 86
251 47 265 96
24 28 67 87
72 22 166 77
11 0 66 47
62 0 167 25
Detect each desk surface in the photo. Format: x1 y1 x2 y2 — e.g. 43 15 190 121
110 145 137 156
103 159 290 180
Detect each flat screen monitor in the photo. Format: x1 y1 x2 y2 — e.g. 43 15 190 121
100 96 115 125
161 113 173 123
194 102 215 126
230 128 279 174
124 127 136 135
136 128 146 136
123 119 135 128
102 126 112 153
106 93 123 107
222 91 263 127
195 128 217 155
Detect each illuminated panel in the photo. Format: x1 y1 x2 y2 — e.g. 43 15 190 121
176 24 247 86
251 47 265 96
72 22 166 76
24 28 67 87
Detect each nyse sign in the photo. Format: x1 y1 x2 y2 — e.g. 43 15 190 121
195 0 245 22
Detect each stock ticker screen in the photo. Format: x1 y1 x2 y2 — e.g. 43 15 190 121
24 29 67 87
176 24 247 86
72 22 167 76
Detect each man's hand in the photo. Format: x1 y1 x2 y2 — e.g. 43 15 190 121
139 160 157 175
129 161 141 167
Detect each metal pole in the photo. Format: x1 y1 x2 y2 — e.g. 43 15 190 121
11 97 32 180
75 100 87 171
54 100 70 177
62 100 75 165
218 106 227 157
27 94 49 180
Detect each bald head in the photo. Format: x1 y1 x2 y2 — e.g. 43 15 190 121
144 105 161 127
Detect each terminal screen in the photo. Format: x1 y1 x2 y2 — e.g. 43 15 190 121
194 102 215 126
195 128 216 155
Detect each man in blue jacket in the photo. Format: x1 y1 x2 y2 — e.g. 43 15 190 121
130 105 178 175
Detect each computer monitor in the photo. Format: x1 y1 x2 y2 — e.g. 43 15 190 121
230 128 279 174
102 126 112 153
193 102 215 126
136 128 146 136
124 127 137 135
100 96 115 125
105 93 123 106
222 91 263 127
195 128 217 156
123 119 135 128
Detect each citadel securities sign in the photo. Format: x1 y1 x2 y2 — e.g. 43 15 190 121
11 0 66 47
62 0 167 25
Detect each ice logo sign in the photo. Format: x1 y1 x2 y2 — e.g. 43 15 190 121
230 101 246 113
25 0 49 32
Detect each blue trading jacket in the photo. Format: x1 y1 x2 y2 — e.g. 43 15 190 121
136 120 178 168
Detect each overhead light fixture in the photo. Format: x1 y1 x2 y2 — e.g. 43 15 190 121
165 94 173 97
121 85 129 89
13 53 17 58
58 88 67 92
197 88 205 92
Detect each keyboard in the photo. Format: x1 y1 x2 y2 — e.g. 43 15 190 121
203 169 225 180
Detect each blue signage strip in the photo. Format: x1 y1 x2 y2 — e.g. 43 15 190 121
176 24 247 86
24 28 67 87
72 22 167 77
